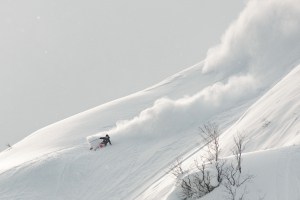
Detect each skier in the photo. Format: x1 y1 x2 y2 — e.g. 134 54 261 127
89 134 112 150
100 134 112 146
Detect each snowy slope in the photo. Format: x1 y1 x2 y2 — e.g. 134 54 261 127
0 62 247 200
0 0 300 199
180 145 300 200
140 63 300 200
142 145 300 200
221 64 300 153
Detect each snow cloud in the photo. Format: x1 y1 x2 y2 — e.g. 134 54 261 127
88 74 258 145
88 0 300 145
203 0 300 79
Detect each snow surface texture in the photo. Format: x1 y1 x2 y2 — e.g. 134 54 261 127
1 0 300 199
141 63 300 200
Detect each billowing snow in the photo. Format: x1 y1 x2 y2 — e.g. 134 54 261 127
0 0 300 199
141 63 300 200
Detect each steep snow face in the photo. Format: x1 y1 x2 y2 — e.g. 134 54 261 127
139 0 300 198
141 63 300 200
170 146 300 200
221 64 300 153
0 62 224 173
89 0 300 153
0 62 248 200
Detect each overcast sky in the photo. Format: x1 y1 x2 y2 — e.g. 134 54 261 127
0 0 245 151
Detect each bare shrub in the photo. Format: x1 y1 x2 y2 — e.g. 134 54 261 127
179 168 216 199
180 175 194 199
194 159 217 193
177 124 254 200
199 122 225 185
178 157 219 199
213 159 226 185
232 133 247 173
179 121 224 200
223 163 253 200
170 157 186 180
223 133 252 200
199 122 221 162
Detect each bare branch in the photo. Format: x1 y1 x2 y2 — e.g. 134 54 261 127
199 122 221 162
169 157 185 179
232 133 247 173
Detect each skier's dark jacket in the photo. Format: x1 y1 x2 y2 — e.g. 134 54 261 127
100 135 112 146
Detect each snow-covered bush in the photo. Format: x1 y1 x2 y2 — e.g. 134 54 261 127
179 162 219 199
170 157 188 182
176 123 252 200
223 163 253 200
178 123 224 199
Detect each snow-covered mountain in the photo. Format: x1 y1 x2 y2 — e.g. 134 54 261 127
1 0 300 199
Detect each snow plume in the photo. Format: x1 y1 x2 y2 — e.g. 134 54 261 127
203 0 300 80
88 0 300 145
88 74 258 145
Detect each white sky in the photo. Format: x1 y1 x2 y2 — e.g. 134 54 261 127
0 0 245 150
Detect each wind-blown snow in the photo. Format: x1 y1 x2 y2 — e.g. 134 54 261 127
88 0 300 152
203 0 300 76
87 73 258 150
1 0 300 199
221 64 300 153
143 63 300 200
